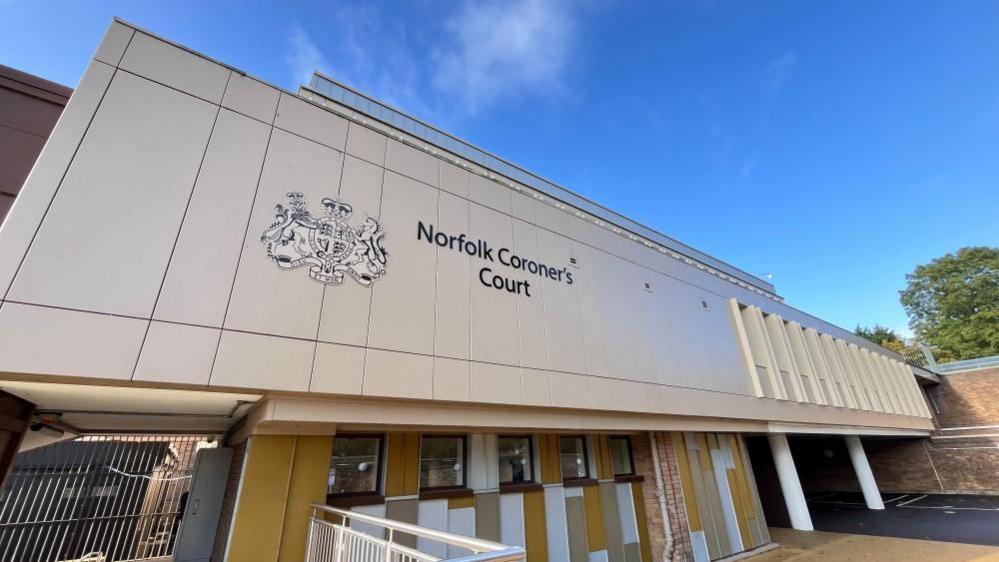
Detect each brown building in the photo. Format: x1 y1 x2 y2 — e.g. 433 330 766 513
0 64 72 222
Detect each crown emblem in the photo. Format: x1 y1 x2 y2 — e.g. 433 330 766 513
261 192 387 286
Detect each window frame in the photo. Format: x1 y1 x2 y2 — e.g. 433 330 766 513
609 435 636 477
558 435 591 482
418 433 469 492
327 433 386 503
497 435 536 486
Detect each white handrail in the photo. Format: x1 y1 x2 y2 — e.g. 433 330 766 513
309 503 526 562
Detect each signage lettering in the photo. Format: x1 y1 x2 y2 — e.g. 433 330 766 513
418 221 574 298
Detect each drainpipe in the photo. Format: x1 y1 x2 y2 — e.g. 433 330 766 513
649 432 674 562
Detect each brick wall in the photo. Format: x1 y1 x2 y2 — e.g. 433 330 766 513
633 432 694 562
211 438 247 562
926 366 999 428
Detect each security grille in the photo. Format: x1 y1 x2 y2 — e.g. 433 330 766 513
0 434 219 562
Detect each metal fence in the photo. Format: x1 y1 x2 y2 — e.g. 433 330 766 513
935 354 999 374
0 434 218 562
307 504 525 562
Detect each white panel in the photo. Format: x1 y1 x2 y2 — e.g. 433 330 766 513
711 447 744 553
544 485 571 562
593 252 639 381
317 156 384 346
153 108 271 326
310 342 366 395
221 74 279 124
468 434 499 490
499 492 526 547
93 21 134 66
691 530 710 562
571 243 609 378
274 93 348 149
513 220 548 369
351 503 387 540
210 330 313 391
223 129 338 339
522 368 551 406
549 371 590 409
469 174 512 214
0 302 145 380
0 60 115 298
439 162 470 198
133 321 219 385
345 122 387 166
588 550 609 562
434 357 471 402
363 348 433 399
537 229 587 374
469 203 519 365
417 499 449 559
470 362 523 405
9 72 217 317
119 32 230 103
435 192 471 359
447 506 476 558
385 139 438 187
616 482 639 545
366 171 438 354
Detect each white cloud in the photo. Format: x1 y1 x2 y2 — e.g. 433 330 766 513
763 51 797 93
432 0 579 114
286 22 331 87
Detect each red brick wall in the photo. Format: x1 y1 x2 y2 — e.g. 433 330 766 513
211 438 247 562
633 432 695 562
926 367 999 428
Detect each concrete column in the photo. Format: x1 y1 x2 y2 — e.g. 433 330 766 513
845 435 885 510
767 433 814 531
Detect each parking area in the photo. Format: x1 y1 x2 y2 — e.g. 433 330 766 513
805 491 999 546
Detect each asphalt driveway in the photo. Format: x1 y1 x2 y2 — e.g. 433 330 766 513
804 491 999 546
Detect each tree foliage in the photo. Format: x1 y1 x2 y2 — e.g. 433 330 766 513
854 324 903 347
899 246 999 361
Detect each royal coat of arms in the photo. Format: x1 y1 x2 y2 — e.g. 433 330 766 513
261 192 387 286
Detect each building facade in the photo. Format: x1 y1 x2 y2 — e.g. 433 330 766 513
0 19 938 562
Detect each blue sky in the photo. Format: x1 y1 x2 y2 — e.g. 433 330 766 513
2 0 997 336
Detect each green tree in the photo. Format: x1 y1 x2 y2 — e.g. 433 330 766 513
854 324 903 346
899 246 999 361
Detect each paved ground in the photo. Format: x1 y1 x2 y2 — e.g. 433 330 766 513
753 527 999 561
804 491 999 546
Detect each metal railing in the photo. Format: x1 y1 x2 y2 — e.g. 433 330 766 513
306 504 525 562
935 354 999 374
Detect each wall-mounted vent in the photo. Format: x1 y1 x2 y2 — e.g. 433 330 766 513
701 300 710 310
643 282 653 292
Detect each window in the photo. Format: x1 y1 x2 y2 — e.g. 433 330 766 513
420 435 466 489
498 436 534 484
559 436 589 480
609 436 635 476
329 435 383 496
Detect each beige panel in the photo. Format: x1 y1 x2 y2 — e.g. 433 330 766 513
589 377 615 411
571 243 609 378
346 122 387 166
366 172 438 354
802 328 843 407
522 368 551 406
870 351 906 415
434 192 471 359
433 357 470 401
470 362 523 405
834 339 870 410
317 156 384 346
0 302 146 380
704 295 758 395
592 251 639 382
119 32 230 103
274 93 348 149
93 21 134 66
9 71 217 318
224 129 338 339
153 108 271 326
625 268 658 384
764 313 806 402
0 61 115 298
784 321 827 405
739 307 785 399
210 330 314 391
385 139 438 187
537 229 587 374
549 371 590 409
513 220 548 369
133 321 219 385
439 162 470 198
510 192 537 224
469 174 512 214
469 204 519 365
852 345 889 413
819 334 857 408
862 348 899 414
363 348 433 399
310 341 366 395
221 73 280 123
840 342 875 411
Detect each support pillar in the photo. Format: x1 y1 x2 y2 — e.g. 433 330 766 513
844 435 884 510
767 433 813 531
